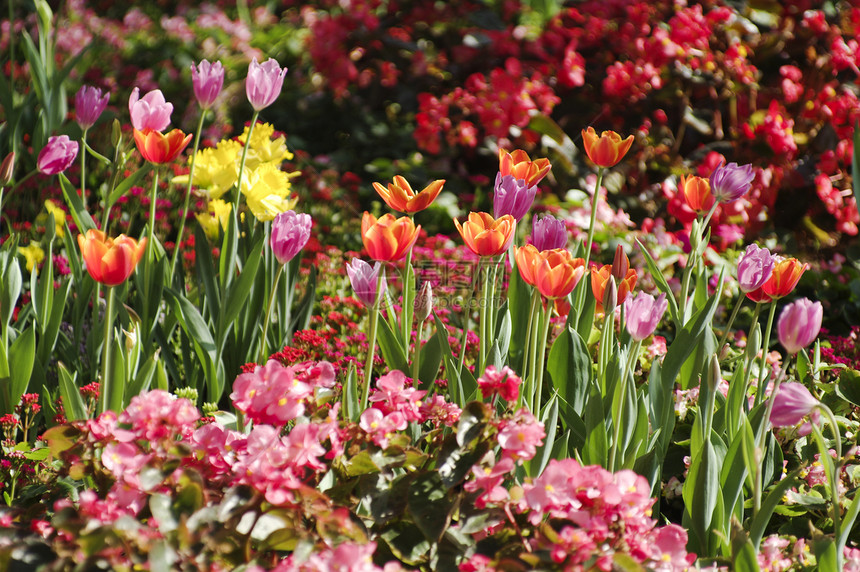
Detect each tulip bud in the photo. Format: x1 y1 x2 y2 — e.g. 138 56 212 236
706 354 721 393
413 281 434 323
0 152 15 187
123 324 138 352
111 118 123 148
611 244 629 282
746 324 761 363
602 275 617 313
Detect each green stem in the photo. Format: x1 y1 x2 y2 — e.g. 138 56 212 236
520 289 539 398
583 167 605 268
754 300 779 409
533 302 552 412
80 129 88 205
412 320 423 385
100 286 115 415
811 419 843 570
9 168 38 193
234 112 259 215
146 169 160 273
258 265 284 363
170 111 207 280
610 338 641 472
456 286 475 377
526 296 543 410
361 268 385 412
479 260 490 374
753 358 789 515
718 293 744 353
402 246 414 352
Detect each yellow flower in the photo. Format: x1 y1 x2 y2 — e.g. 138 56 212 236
195 199 232 240
238 122 294 168
173 139 242 200
43 199 67 238
18 243 45 273
240 163 298 222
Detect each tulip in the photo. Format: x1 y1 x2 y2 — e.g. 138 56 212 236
128 88 173 132
625 292 668 341
581 127 634 168
454 212 516 257
270 210 312 264
413 281 433 323
493 173 537 221
747 257 808 302
372 175 444 214
246 57 287 111
191 59 225 110
533 250 586 300
37 135 79 175
77 230 146 286
611 244 630 282
0 151 15 186
75 85 110 130
346 258 386 308
679 174 714 212
777 297 823 355
498 148 551 187
133 128 193 164
529 214 567 251
361 212 421 262
736 243 775 293
710 162 754 203
591 264 637 313
769 382 821 427
515 244 541 286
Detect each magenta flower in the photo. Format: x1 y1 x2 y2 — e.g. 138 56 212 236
778 297 823 355
770 382 821 427
477 365 522 402
37 135 79 175
75 85 109 130
625 291 668 341
346 258 386 308
497 408 545 461
270 210 311 265
191 59 225 110
736 243 776 293
246 57 287 112
493 173 537 221
709 161 755 203
530 214 567 251
128 88 173 132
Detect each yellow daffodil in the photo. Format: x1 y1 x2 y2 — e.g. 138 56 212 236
173 139 242 199
19 243 45 273
43 199 67 238
240 163 299 221
195 199 232 239
238 122 293 168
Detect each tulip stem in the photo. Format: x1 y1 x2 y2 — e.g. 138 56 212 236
479 261 490 374
718 293 744 355
146 168 160 274
810 419 844 570
80 129 88 206
610 337 641 472
754 301 779 409
9 168 38 194
412 320 424 387
100 286 115 415
234 112 259 215
583 167 604 268
170 111 207 281
520 289 540 399
533 302 552 413
752 358 789 516
259 265 284 364
361 268 385 413
402 248 414 353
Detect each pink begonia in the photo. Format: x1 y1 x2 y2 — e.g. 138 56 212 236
418 394 461 427
120 389 200 443
282 541 385 572
233 425 303 505
128 87 173 131
360 407 407 449
845 546 860 572
284 423 327 471
294 360 337 388
496 408 545 462
368 370 426 423
464 454 514 508
190 423 246 477
477 365 521 402
230 360 314 425
101 442 152 488
458 554 497 572
758 535 793 572
650 524 694 571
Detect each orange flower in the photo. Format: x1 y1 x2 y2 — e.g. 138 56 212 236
498 149 551 187
133 128 193 164
77 230 146 286
361 212 421 262
679 174 714 212
591 265 637 313
454 212 516 257
581 127 634 168
534 250 586 300
515 244 542 286
372 176 445 214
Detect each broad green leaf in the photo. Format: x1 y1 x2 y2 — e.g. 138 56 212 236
107 165 151 209
749 467 802 548
8 327 36 413
547 326 591 423
106 337 126 413
288 265 317 335
57 363 87 421
407 471 453 542
418 330 443 388
58 173 97 233
636 239 681 329
582 386 607 467
377 313 408 373
528 394 558 478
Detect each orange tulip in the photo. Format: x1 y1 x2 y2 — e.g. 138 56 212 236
591 264 637 313
515 244 541 286
581 127 634 168
77 229 146 286
679 174 714 212
454 212 516 257
361 212 421 262
533 250 586 300
372 176 445 214
133 128 193 164
746 257 808 303
498 149 551 187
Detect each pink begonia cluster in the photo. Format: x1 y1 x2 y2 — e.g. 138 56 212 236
270 541 404 572
755 535 860 572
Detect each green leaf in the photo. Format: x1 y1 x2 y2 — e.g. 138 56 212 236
683 435 719 554
36 279 70 364
582 386 607 467
418 330 443 388
637 239 681 329
407 472 453 542
377 313 408 373
127 351 160 401
343 363 360 422
194 225 220 320
107 165 152 209
106 337 126 413
748 467 802 548
57 363 87 422
7 327 36 414
58 173 96 233
528 394 558 477
288 265 316 335
836 368 860 408
547 326 591 423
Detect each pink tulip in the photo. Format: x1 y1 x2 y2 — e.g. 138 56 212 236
190 60 224 110
736 243 776 293
269 210 311 265
346 258 385 308
128 88 173 132
625 291 668 341
75 85 110 130
246 58 287 111
770 382 820 427
37 135 79 175
777 297 823 355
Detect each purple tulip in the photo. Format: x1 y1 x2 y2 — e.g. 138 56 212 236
736 243 776 293
191 60 224 110
37 135 79 176
346 258 386 308
625 291 668 341
493 173 536 221
246 58 287 112
128 88 173 132
530 214 567 251
709 162 755 203
777 297 823 355
770 382 820 427
270 210 312 265
75 85 110 130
